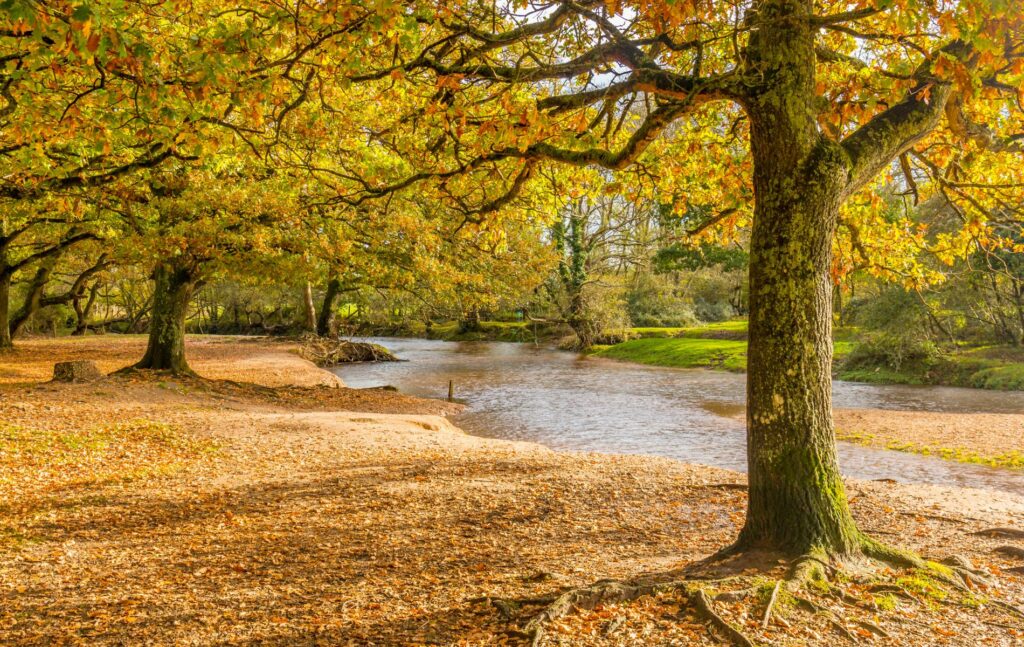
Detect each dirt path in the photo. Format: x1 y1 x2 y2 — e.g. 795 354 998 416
1 336 1024 645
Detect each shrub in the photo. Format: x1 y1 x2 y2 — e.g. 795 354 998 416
845 331 943 371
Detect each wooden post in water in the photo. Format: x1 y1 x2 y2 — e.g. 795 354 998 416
447 380 454 402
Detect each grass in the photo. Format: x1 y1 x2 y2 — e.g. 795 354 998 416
895 572 948 603
595 320 856 375
836 431 1024 470
967 362 1024 390
629 320 749 340
592 336 749 371
836 345 1024 391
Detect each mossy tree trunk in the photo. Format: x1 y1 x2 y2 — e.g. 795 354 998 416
8 259 57 340
567 291 597 350
0 270 11 351
134 261 198 374
554 205 596 349
316 275 342 337
735 0 863 555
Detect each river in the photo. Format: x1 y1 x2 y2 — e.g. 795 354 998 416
333 337 1024 494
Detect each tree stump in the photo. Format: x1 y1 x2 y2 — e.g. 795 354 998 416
52 360 103 383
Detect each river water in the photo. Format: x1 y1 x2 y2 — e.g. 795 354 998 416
332 337 1024 494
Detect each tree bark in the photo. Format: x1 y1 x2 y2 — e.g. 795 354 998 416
554 204 596 349
302 281 317 332
72 281 101 336
567 291 597 350
0 271 11 351
134 261 197 374
9 260 56 340
736 0 862 555
316 275 342 337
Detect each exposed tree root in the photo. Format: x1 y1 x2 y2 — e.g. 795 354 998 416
691 587 756 647
114 364 199 379
973 527 1024 539
995 545 1024 559
487 576 755 646
482 539 1024 646
861 537 928 569
761 580 782 628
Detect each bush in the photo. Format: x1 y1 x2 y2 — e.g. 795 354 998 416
624 274 699 327
845 331 943 371
693 298 734 323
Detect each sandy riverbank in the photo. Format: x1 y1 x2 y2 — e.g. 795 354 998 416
1 336 1023 645
834 409 1024 467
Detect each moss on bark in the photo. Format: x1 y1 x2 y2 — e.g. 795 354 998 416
134 261 197 375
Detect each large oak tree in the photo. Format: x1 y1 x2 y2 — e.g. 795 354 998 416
279 0 1024 562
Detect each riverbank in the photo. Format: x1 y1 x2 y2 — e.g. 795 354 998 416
589 320 1024 391
834 409 1024 469
2 336 1024 645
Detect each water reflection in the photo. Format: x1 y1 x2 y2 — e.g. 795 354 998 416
334 338 1024 494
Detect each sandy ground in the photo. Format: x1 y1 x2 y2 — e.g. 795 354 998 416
834 409 1024 461
1 336 1024 645
0 334 342 388
708 402 1024 465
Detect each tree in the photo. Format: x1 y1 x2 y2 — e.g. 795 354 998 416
306 0 1023 567
0 201 106 349
547 191 657 348
113 165 303 374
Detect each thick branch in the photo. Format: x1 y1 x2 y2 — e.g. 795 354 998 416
841 41 970 196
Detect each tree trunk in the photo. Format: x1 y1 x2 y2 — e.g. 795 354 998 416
72 281 101 336
736 0 862 556
567 290 596 350
458 306 482 333
9 260 56 340
302 281 317 332
0 271 11 351
134 262 197 374
317 276 342 337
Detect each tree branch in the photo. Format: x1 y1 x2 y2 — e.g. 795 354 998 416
841 40 971 196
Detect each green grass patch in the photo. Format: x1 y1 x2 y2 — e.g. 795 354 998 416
837 431 1024 470
872 593 898 612
835 366 925 385
895 572 948 602
592 336 749 372
596 320 852 375
629 320 749 340
968 363 1024 390
838 347 1024 391
884 442 1024 470
832 340 856 361
628 326 688 338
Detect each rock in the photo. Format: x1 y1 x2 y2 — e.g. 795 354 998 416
52 360 103 383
